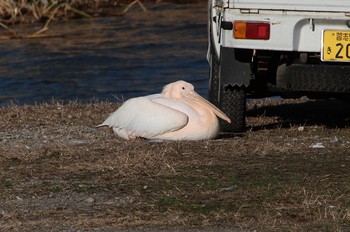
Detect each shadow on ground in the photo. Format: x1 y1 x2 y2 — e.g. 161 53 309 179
247 98 350 130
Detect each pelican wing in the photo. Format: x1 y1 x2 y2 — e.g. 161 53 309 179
100 95 189 138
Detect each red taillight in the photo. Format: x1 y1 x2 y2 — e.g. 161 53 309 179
234 21 270 40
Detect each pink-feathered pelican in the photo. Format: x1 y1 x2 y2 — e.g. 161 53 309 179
97 80 231 140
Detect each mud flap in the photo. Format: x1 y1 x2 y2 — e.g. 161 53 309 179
219 47 251 88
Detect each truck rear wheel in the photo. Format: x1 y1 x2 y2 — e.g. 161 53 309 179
220 85 246 132
209 48 246 133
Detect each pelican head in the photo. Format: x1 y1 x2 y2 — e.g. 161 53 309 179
162 80 194 99
162 80 231 123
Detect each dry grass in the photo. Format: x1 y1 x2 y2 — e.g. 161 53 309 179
0 0 96 24
0 99 350 231
0 0 149 38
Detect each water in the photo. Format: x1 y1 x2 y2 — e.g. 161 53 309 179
0 3 208 106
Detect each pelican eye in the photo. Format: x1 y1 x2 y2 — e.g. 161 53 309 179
182 87 185 90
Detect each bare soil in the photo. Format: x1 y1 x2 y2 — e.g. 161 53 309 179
0 98 349 231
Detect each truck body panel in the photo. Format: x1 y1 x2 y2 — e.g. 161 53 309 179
226 0 350 13
221 10 350 52
211 0 350 53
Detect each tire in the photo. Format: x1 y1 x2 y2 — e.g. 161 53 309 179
209 46 220 107
220 85 246 132
209 47 246 133
277 63 350 92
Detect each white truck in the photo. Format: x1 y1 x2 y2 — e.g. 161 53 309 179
208 0 350 132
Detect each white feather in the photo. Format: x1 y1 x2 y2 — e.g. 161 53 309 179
99 95 189 139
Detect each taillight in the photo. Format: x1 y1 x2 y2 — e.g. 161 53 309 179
234 21 270 40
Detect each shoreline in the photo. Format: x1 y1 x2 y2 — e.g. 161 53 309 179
0 0 206 39
0 0 206 25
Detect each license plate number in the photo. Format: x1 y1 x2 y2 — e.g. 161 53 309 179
322 30 350 62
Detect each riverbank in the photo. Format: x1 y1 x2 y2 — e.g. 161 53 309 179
0 0 205 25
0 99 349 230
0 0 205 39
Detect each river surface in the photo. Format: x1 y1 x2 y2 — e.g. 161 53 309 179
0 3 208 106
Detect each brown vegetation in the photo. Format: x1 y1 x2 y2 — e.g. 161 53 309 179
0 0 148 39
0 99 349 230
0 0 145 23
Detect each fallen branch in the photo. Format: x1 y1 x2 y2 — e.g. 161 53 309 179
122 0 148 15
0 21 17 36
65 5 93 19
0 34 64 40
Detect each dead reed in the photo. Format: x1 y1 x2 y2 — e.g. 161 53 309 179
0 0 94 24
0 0 147 39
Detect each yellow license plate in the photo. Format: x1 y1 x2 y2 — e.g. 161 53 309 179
322 30 350 62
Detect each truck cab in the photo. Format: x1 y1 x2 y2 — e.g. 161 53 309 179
208 0 350 132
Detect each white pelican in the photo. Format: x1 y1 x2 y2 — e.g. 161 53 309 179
97 80 231 140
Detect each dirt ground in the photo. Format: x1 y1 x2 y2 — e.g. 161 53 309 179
0 98 349 231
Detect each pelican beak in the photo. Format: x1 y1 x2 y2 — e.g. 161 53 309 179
187 91 231 123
